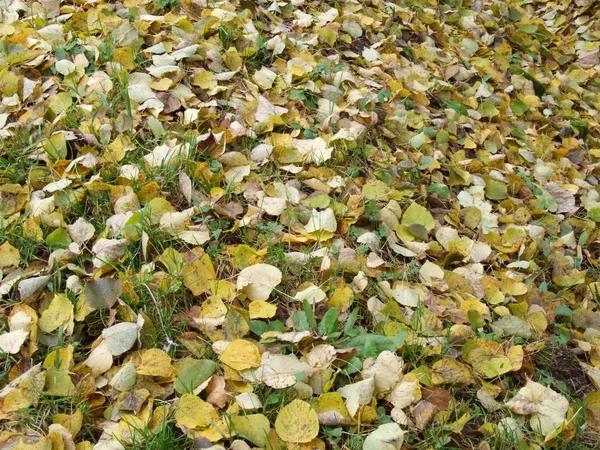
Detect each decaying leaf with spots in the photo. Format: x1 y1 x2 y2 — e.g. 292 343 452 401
275 400 320 443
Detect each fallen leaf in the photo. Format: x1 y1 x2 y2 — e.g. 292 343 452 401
363 423 404 450
275 399 320 443
236 263 282 301
505 379 569 440
219 339 261 371
136 348 175 378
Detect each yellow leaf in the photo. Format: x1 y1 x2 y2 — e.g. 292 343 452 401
313 393 353 425
431 358 473 385
43 345 74 370
219 339 261 371
275 399 319 443
223 47 243 71
53 408 83 437
328 283 354 313
249 300 277 319
0 241 20 268
175 393 215 429
39 294 73 334
12 437 52 450
0 69 19 96
46 92 72 120
3 386 37 412
584 391 600 431
136 348 175 378
443 412 471 433
210 280 236 301
231 413 271 447
182 247 216 296
500 277 528 296
462 338 522 379
401 202 435 232
44 368 75 396
223 244 266 270
158 247 184 276
192 70 217 89
319 27 337 46
43 133 67 160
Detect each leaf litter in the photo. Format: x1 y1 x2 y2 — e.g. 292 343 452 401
1 0 600 448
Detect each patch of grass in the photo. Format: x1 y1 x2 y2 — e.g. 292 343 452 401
129 273 188 354
0 123 44 184
0 224 48 268
12 395 84 436
124 414 194 450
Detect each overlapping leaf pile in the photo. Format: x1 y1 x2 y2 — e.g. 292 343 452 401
1 0 600 448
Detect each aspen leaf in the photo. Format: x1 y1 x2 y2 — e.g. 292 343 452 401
182 248 216 296
275 399 319 443
39 294 73 334
505 380 569 440
175 393 215 429
136 348 175 378
231 414 271 447
248 300 277 319
102 322 139 356
0 241 20 268
401 203 435 232
236 263 282 301
219 339 261 371
363 423 404 450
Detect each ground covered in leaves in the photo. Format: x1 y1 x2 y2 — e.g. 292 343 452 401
2 0 600 449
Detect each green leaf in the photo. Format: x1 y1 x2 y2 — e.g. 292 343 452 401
290 90 307 100
401 202 435 231
519 24 538 34
303 299 315 329
485 178 508 200
45 228 71 249
436 129 450 145
348 331 406 358
318 308 339 336
292 309 310 332
478 100 499 118
427 183 450 198
441 99 468 116
174 360 218 394
344 308 360 337
554 306 573 317
249 320 268 335
589 208 600 222
510 101 529 116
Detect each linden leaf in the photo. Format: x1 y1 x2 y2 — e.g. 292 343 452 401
584 391 600 432
505 380 569 440
338 377 375 417
254 352 312 389
431 358 473 385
